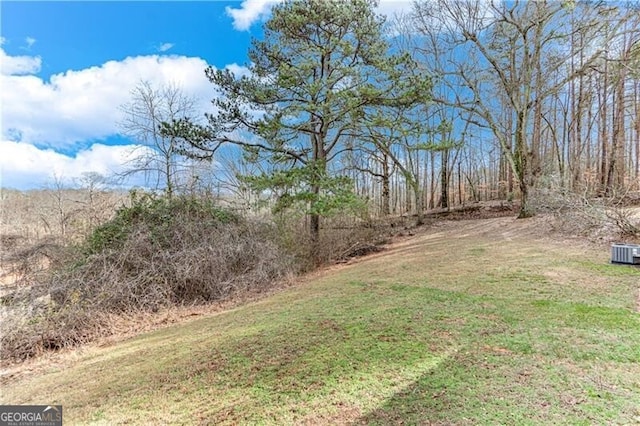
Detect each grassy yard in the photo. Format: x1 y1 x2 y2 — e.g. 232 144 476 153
2 217 639 425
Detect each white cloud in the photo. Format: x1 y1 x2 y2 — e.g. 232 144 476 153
0 49 252 189
225 62 252 78
0 37 6 46
25 37 37 49
226 0 282 31
0 140 151 189
0 48 41 75
0 49 239 147
378 1 414 20
157 42 174 52
226 0 414 31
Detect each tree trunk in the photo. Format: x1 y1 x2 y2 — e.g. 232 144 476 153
381 152 390 216
607 31 630 195
458 162 463 205
515 113 533 218
310 116 325 264
415 186 424 225
635 81 640 180
310 154 322 265
600 58 609 194
310 203 320 265
440 149 449 209
607 85 625 196
518 179 532 218
429 151 436 209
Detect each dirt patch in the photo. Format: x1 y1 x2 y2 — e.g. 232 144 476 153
300 404 363 425
344 214 556 263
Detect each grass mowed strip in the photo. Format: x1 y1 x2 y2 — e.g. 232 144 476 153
2 217 640 424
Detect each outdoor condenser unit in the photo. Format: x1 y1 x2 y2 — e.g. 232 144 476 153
611 243 640 265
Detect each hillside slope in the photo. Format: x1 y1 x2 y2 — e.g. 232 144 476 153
2 216 640 425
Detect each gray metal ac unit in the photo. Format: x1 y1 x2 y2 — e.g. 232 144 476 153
611 243 640 265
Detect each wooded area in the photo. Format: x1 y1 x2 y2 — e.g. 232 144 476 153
150 0 640 232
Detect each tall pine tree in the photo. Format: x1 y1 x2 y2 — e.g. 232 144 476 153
166 0 429 261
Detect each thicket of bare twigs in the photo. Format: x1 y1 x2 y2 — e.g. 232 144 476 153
1 185 416 362
1 194 298 362
532 187 640 241
1 186 126 245
274 213 392 270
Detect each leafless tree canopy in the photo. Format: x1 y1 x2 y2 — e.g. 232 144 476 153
118 81 207 197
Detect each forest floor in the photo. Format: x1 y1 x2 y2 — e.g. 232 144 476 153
2 215 640 425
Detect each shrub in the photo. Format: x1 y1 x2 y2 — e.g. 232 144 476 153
84 193 238 256
1 193 398 362
272 212 389 270
1 194 296 362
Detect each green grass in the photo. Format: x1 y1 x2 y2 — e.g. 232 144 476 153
2 217 640 425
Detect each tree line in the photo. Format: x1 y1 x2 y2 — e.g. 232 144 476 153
120 0 640 251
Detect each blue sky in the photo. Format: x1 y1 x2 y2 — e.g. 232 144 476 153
1 2 254 78
0 0 412 190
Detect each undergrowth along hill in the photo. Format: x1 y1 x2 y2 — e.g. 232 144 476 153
3 217 639 424
0 189 397 363
1 193 296 362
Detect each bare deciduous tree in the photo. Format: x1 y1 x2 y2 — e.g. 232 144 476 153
119 81 198 198
412 0 632 217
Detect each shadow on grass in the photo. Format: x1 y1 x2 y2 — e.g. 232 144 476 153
354 352 480 426
6 279 640 424
355 301 640 426
354 349 639 426
28 284 470 423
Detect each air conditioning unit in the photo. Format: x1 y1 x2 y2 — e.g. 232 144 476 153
611 243 640 265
